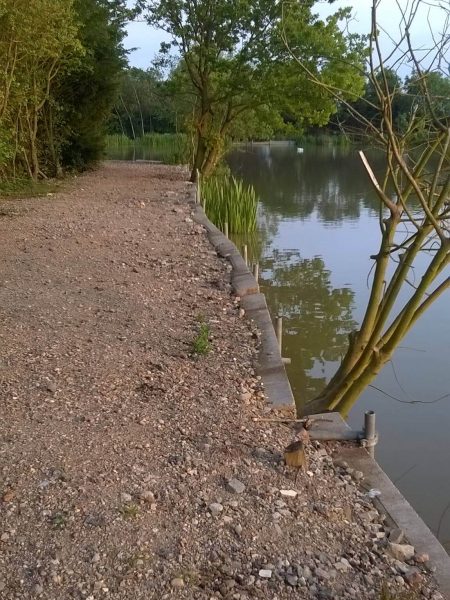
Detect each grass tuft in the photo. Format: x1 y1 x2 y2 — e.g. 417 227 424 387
202 174 257 234
191 321 211 356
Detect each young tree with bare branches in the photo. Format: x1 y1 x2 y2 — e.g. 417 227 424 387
283 0 450 416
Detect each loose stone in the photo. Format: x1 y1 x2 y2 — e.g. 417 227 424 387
171 577 184 588
226 478 246 494
280 489 297 498
209 502 223 517
258 569 272 579
388 543 415 562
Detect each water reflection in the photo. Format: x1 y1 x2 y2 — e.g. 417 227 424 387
261 250 357 405
228 144 381 222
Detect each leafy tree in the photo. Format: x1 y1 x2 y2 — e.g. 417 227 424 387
56 0 128 171
138 0 365 180
109 67 179 137
0 0 129 181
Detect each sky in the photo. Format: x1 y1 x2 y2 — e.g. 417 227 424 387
124 1 445 72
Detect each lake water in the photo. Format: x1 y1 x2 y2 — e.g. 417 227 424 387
227 143 450 552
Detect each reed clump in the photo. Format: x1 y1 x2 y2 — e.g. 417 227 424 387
104 133 189 165
202 174 257 234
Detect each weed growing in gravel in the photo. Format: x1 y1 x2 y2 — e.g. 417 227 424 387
379 585 420 600
191 321 211 356
50 511 68 529
119 504 140 519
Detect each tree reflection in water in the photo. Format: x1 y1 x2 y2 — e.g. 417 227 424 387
261 249 357 408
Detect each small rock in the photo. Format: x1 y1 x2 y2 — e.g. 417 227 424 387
1 533 9 542
209 503 223 517
140 491 155 504
33 584 44 595
238 308 245 318
234 524 243 536
388 543 415 562
415 552 429 564
389 527 405 544
352 470 364 481
220 579 236 593
184 217 193 224
46 381 57 393
91 553 101 564
285 574 298 586
315 568 331 581
2 490 15 503
335 558 351 572
120 493 132 503
226 478 245 494
0 582 5 591
171 577 185 589
258 569 272 579
404 567 423 587
239 392 251 402
280 489 297 498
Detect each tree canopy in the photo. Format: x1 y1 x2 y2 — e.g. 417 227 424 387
138 0 366 180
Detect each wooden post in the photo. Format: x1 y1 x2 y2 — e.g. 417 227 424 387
224 222 229 238
253 262 259 282
196 169 201 206
243 244 248 266
276 315 283 354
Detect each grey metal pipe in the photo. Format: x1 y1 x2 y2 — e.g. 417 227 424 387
364 410 376 458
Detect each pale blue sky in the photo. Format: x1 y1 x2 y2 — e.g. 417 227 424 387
124 1 443 72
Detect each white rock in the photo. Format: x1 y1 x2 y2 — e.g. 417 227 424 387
388 543 415 562
258 569 272 579
280 489 298 498
209 503 223 517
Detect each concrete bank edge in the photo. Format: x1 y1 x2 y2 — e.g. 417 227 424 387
189 189 450 598
190 193 295 409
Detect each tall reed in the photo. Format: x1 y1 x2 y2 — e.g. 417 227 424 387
104 133 190 165
202 174 258 234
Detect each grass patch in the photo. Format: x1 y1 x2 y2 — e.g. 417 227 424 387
0 178 60 199
191 321 211 356
202 174 257 234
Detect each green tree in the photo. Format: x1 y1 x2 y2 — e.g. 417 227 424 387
139 0 365 181
56 0 128 171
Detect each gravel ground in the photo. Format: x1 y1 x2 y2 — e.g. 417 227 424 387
0 162 443 600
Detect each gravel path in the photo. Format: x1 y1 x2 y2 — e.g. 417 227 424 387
0 162 443 600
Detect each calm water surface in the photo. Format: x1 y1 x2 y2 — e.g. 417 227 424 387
228 143 450 551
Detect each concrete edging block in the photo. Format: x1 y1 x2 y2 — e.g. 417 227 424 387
191 193 295 409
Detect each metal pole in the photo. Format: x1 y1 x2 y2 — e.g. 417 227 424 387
364 410 376 458
243 244 248 266
276 316 282 354
224 222 229 238
253 262 259 282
